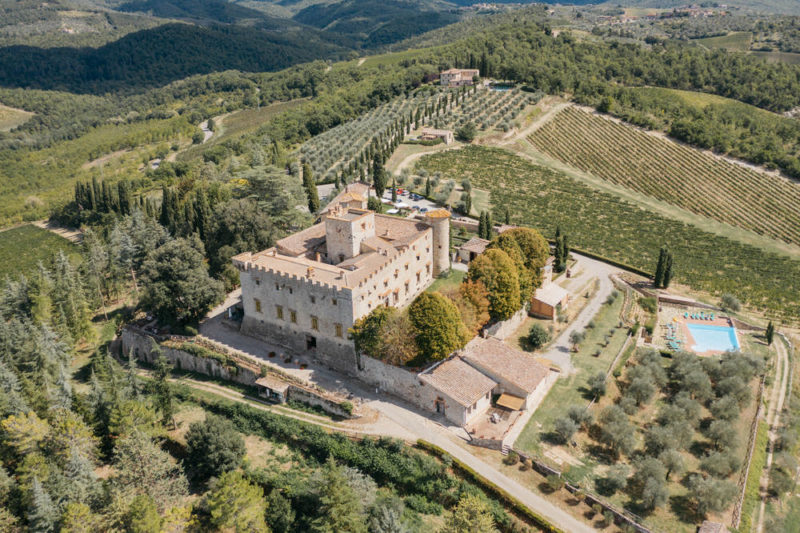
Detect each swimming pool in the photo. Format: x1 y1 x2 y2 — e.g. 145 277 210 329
687 324 740 353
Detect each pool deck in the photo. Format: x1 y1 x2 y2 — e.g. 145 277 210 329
659 306 738 356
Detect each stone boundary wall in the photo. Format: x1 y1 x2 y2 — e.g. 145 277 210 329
512 448 656 533
484 307 528 340
121 327 357 419
356 355 443 416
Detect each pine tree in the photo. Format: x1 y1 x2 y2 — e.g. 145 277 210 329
28 477 57 533
766 321 775 346
311 457 367 533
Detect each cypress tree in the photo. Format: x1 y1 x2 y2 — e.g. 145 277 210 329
478 212 486 239
391 178 397 203
654 246 667 288
663 248 674 288
766 321 775 346
485 211 493 239
553 226 563 272
159 187 172 229
372 154 387 199
560 233 569 270
425 176 431 197
504 206 510 225
118 180 132 216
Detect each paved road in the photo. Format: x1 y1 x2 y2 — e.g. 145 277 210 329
200 297 597 532
540 254 621 374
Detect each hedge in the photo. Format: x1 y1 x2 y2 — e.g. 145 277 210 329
416 440 564 533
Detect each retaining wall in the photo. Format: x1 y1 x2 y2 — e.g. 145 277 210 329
121 328 356 419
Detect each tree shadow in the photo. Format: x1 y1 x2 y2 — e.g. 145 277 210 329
669 494 701 524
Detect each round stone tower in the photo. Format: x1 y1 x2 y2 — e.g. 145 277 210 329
425 209 451 276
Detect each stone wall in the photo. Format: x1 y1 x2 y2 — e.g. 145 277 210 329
121 328 357 419
484 307 528 340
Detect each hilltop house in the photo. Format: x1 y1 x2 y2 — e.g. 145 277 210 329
440 68 480 87
233 205 451 373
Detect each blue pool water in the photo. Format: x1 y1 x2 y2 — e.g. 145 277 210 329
687 324 740 353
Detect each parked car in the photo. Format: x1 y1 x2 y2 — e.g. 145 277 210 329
420 207 429 213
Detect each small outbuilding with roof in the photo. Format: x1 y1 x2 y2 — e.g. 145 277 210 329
457 236 491 263
419 357 497 425
531 283 569 320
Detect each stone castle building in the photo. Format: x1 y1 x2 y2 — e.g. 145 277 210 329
232 205 451 373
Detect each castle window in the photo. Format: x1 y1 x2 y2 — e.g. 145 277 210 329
255 279 260 286
416 255 420 261
332 298 337 306
311 316 319 331
335 323 343 338
254 299 262 313
275 283 280 290
290 310 297 323
276 305 283 320
394 269 399 279
426 265 431 274
289 288 293 295
310 295 316 304
405 281 409 294
416 272 421 283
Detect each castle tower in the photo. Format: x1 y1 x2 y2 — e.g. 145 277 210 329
425 209 451 275
325 206 375 264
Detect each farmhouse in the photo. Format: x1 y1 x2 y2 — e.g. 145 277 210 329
440 68 480 87
418 337 555 425
233 204 451 373
420 127 454 145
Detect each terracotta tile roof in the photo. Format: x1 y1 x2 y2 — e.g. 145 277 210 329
459 236 490 254
420 357 497 407
533 283 569 308
425 209 451 219
255 376 289 394
461 337 549 394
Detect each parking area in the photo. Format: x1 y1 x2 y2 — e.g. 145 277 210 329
380 187 439 215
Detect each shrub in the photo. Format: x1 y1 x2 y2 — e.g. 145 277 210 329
527 323 550 349
639 297 657 314
503 451 519 465
721 293 741 312
546 474 564 492
340 401 353 416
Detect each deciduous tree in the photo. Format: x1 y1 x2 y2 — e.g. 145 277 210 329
408 292 468 361
186 414 246 481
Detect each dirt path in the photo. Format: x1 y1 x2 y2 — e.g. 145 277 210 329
390 144 462 175
756 336 791 532
357 58 366 66
32 220 83 244
499 101 570 147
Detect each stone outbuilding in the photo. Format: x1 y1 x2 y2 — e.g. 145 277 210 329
457 236 490 263
460 337 555 411
255 376 290 403
418 357 497 426
420 127 454 145
531 283 569 320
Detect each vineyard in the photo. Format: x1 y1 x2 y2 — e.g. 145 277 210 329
415 146 800 320
527 106 800 247
299 86 532 181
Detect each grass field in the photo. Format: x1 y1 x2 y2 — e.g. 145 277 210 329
415 146 800 320
0 225 78 279
695 32 753 51
426 268 466 293
178 99 309 162
515 295 627 453
0 103 34 131
527 106 800 247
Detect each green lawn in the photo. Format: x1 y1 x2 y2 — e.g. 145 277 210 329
0 103 33 132
0 225 78 279
515 295 626 453
426 269 466 293
695 32 753 51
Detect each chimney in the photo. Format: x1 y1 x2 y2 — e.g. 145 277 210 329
315 252 321 262
307 266 314 278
